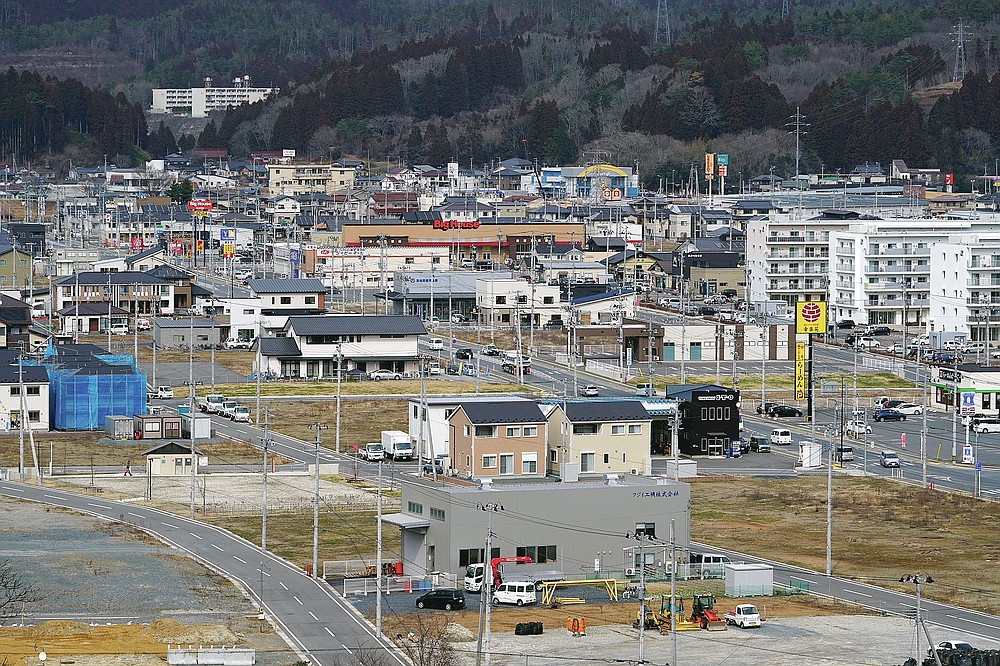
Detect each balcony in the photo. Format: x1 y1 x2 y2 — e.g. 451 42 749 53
967 280 1000 287
970 259 1000 269
866 247 931 257
867 298 930 308
767 235 825 243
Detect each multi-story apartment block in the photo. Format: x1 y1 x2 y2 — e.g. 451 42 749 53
266 164 356 196
929 237 1000 344
151 76 279 118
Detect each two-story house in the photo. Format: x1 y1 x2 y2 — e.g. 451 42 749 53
448 401 548 480
257 314 426 378
475 278 563 328
53 271 174 316
230 278 328 338
545 401 652 477
0 350 50 431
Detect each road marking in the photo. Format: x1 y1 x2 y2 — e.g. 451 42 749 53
850 591 872 598
4 487 23 492
127 512 144 519
340 645 353 655
189 532 202 540
162 522 179 529
233 556 247 563
259 569 270 577
211 544 224 551
309 611 319 621
325 627 335 637
279 582 288 591
294 596 303 605
947 614 998 629
87 503 109 509
44 494 62 500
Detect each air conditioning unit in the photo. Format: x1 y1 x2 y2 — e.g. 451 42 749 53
625 568 637 576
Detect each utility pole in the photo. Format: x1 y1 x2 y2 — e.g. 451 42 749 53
629 523 656 665
375 457 384 636
261 407 269 552
901 575 941 666
680 279 687 384
188 313 196 519
308 423 329 579
475 502 504 666
952 20 971 82
530 234 537 352
335 343 343 454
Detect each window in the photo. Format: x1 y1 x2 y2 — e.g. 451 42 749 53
280 296 291 305
432 257 441 264
243 309 255 315
496 295 507 305
518 545 557 563
603 453 610 464
304 296 316 305
475 425 496 438
522 453 537 474
464 424 470 437
26 386 39 396
9 387 18 396
482 455 497 469
573 423 598 435
549 449 557 462
430 507 445 521
407 501 423 514
499 454 514 475
459 548 485 567
543 296 554 304
628 424 642 434
581 452 595 472
404 257 414 265
523 426 537 437
611 424 625 435
505 426 520 437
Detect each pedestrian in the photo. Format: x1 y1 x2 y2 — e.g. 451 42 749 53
124 461 132 477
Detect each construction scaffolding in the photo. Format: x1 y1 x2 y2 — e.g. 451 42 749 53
40 345 147 430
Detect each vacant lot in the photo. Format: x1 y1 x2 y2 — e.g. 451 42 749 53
262 398 409 448
690 476 1000 614
199 379 532 398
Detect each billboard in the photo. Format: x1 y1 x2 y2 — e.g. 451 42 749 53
704 153 715 178
795 301 827 335
716 153 729 166
795 342 806 400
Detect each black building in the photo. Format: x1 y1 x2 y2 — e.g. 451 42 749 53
665 384 741 456
7 223 46 256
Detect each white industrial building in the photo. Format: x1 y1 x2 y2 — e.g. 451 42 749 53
151 76 279 118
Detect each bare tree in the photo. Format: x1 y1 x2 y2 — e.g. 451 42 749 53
0 559 39 619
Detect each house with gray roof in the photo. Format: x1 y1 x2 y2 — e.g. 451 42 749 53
448 400 548 479
543 400 653 476
257 314 426 379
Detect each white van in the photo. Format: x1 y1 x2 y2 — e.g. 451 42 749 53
635 383 657 397
427 337 444 351
770 429 792 445
689 552 733 577
492 582 536 606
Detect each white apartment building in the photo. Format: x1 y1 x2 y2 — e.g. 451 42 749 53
267 164 356 196
476 279 563 328
151 77 279 118
929 236 1000 342
298 246 449 293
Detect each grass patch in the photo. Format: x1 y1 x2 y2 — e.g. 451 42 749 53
262 399 409 451
194 380 534 398
629 373 915 391
690 476 1000 614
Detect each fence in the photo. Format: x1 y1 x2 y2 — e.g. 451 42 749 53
204 496 400 518
343 572 459 596
584 359 635 382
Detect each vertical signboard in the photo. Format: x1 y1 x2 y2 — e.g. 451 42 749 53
704 153 715 179
795 342 806 400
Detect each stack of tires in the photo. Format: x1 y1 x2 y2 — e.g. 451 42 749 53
514 622 543 635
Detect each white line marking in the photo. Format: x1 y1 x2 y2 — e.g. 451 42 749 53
309 611 319 621
850 591 872 598
233 556 247 563
212 544 224 551
44 494 61 500
259 569 270 577
340 645 353 655
325 627 335 637
4 487 23 492
293 596 302 605
127 512 143 519
279 582 288 591
162 522 179 529
947 614 998 629
189 532 202 540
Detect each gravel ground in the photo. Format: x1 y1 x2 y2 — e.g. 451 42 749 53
0 499 295 664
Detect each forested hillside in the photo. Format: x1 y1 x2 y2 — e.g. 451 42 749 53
1 0 999 188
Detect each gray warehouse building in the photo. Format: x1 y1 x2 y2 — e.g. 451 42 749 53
384 474 690 578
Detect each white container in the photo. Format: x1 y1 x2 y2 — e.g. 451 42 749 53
798 441 822 468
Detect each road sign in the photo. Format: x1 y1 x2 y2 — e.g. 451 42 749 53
221 242 234 258
196 240 204 251
963 445 974 464
900 432 906 448
961 391 976 415
976 462 982 471
626 347 633 367
716 154 729 166
794 342 805 400
795 301 827 334
220 228 236 241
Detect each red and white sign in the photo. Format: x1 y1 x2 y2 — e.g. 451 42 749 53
945 173 955 185
718 165 728 177
187 199 213 212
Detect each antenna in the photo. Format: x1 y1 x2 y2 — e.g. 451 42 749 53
952 19 972 81
785 107 809 180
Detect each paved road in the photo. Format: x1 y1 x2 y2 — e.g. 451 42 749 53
696 540 1000 644
0 480 409 666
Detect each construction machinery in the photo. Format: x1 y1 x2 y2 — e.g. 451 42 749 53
633 595 700 634
689 593 727 631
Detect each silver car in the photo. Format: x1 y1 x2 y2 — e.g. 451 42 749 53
879 450 900 467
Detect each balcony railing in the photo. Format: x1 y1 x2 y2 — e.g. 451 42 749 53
866 247 931 257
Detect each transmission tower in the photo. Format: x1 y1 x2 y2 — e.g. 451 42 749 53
786 107 809 179
952 20 972 81
655 0 671 45
781 0 790 19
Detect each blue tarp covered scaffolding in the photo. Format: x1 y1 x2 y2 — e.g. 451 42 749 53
40 343 147 430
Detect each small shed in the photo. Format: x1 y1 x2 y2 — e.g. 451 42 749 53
725 563 773 597
181 413 212 440
135 414 183 440
105 415 133 441
142 441 205 476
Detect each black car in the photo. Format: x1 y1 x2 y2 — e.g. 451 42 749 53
416 589 465 610
446 363 460 375
873 408 907 422
542 319 565 330
748 435 771 452
836 319 856 329
932 351 956 364
699 306 717 316
768 405 803 418
455 347 474 360
844 334 858 345
866 326 892 336
756 401 777 415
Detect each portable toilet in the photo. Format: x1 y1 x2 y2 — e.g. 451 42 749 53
798 440 822 468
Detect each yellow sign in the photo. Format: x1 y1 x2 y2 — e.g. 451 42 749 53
704 153 715 177
222 242 235 258
795 342 806 400
795 301 827 335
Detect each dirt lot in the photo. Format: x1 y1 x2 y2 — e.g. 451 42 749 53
199 379 532 398
690 476 1000 614
264 398 409 448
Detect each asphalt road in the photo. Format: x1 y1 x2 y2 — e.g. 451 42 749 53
0 480 409 666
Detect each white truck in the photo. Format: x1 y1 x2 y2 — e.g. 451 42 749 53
198 394 226 413
359 442 385 462
463 560 565 593
724 604 762 628
219 400 239 419
230 405 252 423
155 386 174 399
382 430 413 461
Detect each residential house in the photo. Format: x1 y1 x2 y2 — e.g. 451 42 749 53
257 314 426 378
7 223 46 256
146 264 213 311
475 279 563 328
53 271 174 316
448 401 548 479
407 396 532 462
54 248 102 277
55 302 129 335
545 401 652 476
0 349 49 431
266 163 356 196
572 289 636 324
0 294 33 348
0 242 34 290
153 318 223 348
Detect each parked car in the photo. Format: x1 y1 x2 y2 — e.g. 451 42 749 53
893 402 924 415
856 337 880 350
446 363 460 375
844 421 872 438
136 318 151 331
224 337 253 349
230 405 252 423
748 435 771 452
459 259 475 269
635 382 657 397
703 294 728 305
836 319 856 329
769 429 792 445
369 369 403 381
423 455 448 475
698 306 717 316
879 450 900 467
455 348 474 360
756 401 777 415
542 319 565 330
887 343 904 354
415 589 465 611
865 325 892 336
461 365 479 377
963 342 986 355
929 641 973 657
427 362 442 375
720 288 738 298
873 408 907 422
451 313 468 323
110 324 129 336
482 344 501 356
932 351 956 364
580 385 600 397
768 405 802 418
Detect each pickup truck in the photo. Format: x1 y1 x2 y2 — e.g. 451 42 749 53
198 394 226 413
155 386 174 399
724 604 762 628
230 405 252 423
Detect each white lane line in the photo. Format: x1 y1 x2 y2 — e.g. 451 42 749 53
211 544 224 551
340 645 353 655
162 522 179 529
44 494 62 500
4 487 23 492
279 582 288 591
850 591 872 598
309 611 319 621
293 596 303 605
87 503 109 509
324 627 335 637
947 614 998 630
189 532 203 540
127 512 144 519
233 556 247 563
259 569 271 577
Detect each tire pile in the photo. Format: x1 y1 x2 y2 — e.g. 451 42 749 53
514 622 543 635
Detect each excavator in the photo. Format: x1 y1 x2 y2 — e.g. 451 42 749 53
634 595 701 634
689 593 727 631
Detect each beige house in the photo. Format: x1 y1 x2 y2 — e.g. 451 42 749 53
449 401 548 479
142 441 204 476
546 401 653 476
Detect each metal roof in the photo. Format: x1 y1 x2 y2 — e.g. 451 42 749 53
289 315 426 337
457 401 546 425
54 271 168 286
259 337 302 357
249 278 326 294
153 318 219 329
563 400 651 422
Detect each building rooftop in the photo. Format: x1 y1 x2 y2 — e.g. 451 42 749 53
456 401 546 425
288 315 426 337
249 278 326 294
